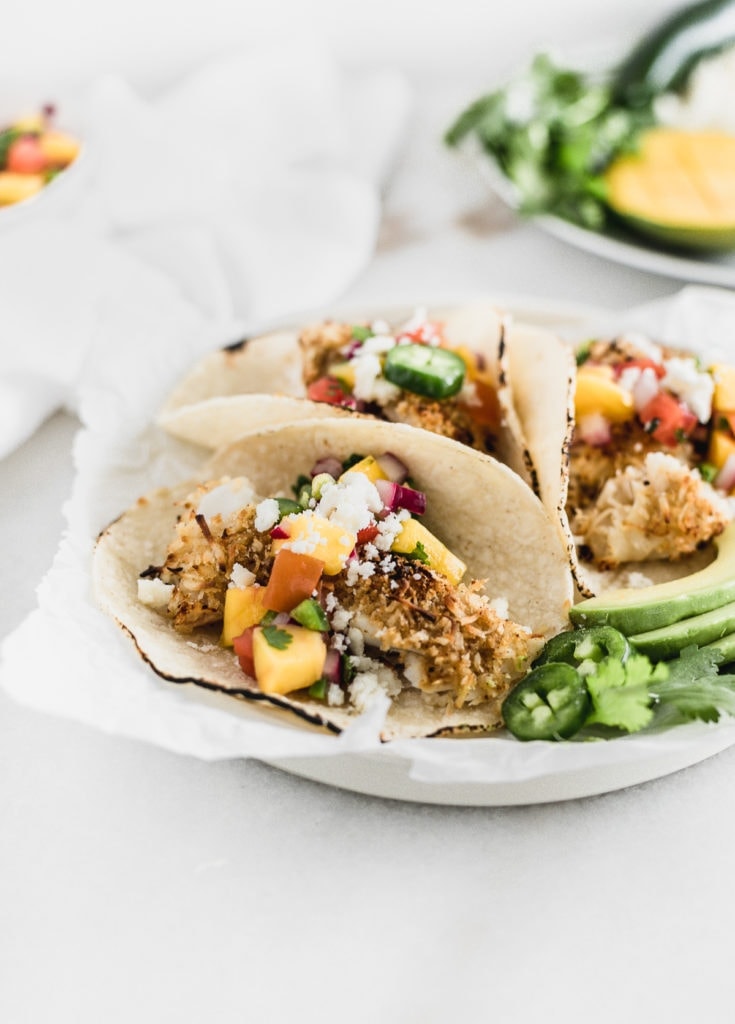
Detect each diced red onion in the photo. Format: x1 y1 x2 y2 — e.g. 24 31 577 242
577 413 612 447
375 478 427 515
273 613 291 626
715 454 735 493
310 456 342 479
376 451 409 483
323 649 342 685
270 525 289 539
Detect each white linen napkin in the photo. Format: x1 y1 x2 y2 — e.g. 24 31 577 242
0 37 411 459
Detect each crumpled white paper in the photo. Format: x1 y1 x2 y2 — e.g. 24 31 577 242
0 37 412 459
5 285 735 799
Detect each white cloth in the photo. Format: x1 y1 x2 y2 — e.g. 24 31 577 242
0 38 411 458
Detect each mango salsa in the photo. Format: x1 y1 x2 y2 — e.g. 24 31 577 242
253 625 327 696
575 366 635 424
711 364 735 412
221 585 267 646
339 455 388 484
391 518 466 585
708 428 735 471
272 513 355 575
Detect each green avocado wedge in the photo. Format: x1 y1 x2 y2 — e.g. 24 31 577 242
570 522 735 635
610 212 735 254
629 599 735 658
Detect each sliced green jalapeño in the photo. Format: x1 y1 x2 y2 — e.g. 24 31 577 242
502 663 590 741
533 626 629 670
383 343 466 399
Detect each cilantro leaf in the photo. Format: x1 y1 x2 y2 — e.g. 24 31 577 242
261 626 292 651
405 541 430 565
650 645 735 724
351 325 373 342
584 653 666 732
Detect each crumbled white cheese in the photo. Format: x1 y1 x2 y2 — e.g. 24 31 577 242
327 684 345 707
254 497 280 533
197 477 255 521
351 351 402 404
331 632 348 653
374 509 410 551
346 559 376 587
137 577 173 610
347 655 403 710
361 334 397 355
660 357 714 423
347 626 365 656
324 592 339 613
331 607 353 632
625 571 654 589
316 473 382 533
229 563 256 590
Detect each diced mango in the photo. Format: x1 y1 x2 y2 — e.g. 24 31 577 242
330 361 356 390
575 366 635 424
38 130 80 168
391 518 466 585
708 428 735 470
272 513 355 575
0 171 45 206
221 585 267 646
253 625 327 696
710 363 735 412
339 455 389 484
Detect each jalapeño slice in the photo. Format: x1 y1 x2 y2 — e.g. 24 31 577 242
502 663 590 741
533 626 629 669
383 343 466 399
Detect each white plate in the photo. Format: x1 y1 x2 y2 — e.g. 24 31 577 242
168 295 735 805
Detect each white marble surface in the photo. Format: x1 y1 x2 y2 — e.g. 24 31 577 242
4 14 735 1023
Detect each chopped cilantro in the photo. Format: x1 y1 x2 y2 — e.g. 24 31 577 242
405 541 430 565
644 417 660 435
261 610 277 626
650 645 735 724
351 325 373 343
700 462 718 484
719 416 731 432
342 655 356 686
261 626 292 651
0 127 21 167
674 428 688 444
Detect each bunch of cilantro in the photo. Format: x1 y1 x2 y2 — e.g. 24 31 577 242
445 54 655 231
574 644 735 738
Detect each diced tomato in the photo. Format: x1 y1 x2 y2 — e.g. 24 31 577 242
306 376 350 405
356 524 379 545
639 391 698 446
233 627 256 679
614 358 666 380
396 321 444 346
263 548 325 613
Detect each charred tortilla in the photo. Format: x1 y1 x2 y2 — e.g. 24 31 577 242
93 418 573 740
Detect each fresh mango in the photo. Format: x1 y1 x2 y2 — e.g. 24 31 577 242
708 428 735 471
272 513 355 575
711 363 735 412
221 585 267 646
391 518 466 585
330 361 356 390
253 625 327 696
575 365 635 424
339 455 389 484
38 130 80 168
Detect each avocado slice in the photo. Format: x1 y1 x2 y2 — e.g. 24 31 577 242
629 599 735 658
704 631 735 664
570 522 735 635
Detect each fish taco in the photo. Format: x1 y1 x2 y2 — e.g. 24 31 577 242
157 303 537 488
93 418 573 739
508 327 735 596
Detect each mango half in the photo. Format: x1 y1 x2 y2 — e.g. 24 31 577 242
604 128 735 251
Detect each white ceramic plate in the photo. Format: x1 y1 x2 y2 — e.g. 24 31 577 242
157 294 735 806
